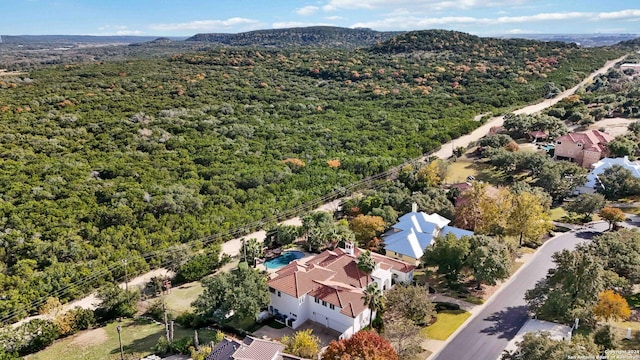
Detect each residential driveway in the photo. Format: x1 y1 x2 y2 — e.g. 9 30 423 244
431 223 608 360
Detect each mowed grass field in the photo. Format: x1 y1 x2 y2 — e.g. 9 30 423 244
26 318 217 360
422 310 472 340
163 281 204 315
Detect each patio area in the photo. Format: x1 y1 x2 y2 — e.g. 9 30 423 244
253 319 341 348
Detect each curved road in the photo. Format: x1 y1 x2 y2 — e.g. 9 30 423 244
432 222 609 360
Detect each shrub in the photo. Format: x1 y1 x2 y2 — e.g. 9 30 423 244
434 302 461 312
145 300 173 323
175 311 207 328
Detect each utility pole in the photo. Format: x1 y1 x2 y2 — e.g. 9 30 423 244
117 325 124 360
122 259 128 291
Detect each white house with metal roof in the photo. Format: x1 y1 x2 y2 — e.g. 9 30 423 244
383 205 474 265
580 156 640 193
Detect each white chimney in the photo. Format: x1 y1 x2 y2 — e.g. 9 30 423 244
411 202 418 213
345 241 354 256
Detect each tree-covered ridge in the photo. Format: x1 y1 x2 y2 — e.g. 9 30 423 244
0 37 624 323
185 26 403 48
371 29 575 54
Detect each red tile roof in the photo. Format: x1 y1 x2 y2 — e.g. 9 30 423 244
556 129 612 147
267 247 414 318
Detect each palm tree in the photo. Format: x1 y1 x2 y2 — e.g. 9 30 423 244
362 282 384 327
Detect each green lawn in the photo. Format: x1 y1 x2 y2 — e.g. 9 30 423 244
26 318 218 360
163 281 204 315
446 160 480 184
549 207 568 221
422 310 472 340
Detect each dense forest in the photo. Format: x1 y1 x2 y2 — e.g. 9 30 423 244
0 29 627 323
186 26 402 47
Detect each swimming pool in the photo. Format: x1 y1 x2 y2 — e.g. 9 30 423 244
264 251 304 269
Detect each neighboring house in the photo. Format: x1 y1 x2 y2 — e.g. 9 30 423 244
207 336 306 360
553 129 613 168
502 319 572 355
620 63 640 73
266 242 414 339
578 156 640 193
382 204 474 265
529 130 548 143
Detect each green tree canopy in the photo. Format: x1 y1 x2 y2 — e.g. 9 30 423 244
422 233 470 284
597 165 640 200
192 266 269 323
383 284 435 326
564 193 606 220
525 248 626 327
467 235 512 288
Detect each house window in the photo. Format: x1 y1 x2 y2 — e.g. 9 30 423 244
577 143 582 147
322 301 327 307
277 291 281 297
556 141 562 144
269 287 276 294
330 304 335 310
314 297 320 303
299 297 304 304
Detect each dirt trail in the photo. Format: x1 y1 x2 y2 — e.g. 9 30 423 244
431 55 626 160
10 56 625 328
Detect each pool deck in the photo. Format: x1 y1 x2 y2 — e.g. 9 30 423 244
263 251 315 276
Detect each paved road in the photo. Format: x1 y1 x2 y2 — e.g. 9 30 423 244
432 224 607 360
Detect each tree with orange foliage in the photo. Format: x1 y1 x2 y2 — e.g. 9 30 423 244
322 330 398 360
600 207 626 230
327 159 341 168
504 141 520 152
593 290 631 322
282 158 305 173
349 215 385 246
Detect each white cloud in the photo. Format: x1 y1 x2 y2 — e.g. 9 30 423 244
296 5 320 16
149 17 262 32
350 9 640 30
323 0 531 12
325 15 345 20
272 21 335 28
505 28 536 34
96 25 143 36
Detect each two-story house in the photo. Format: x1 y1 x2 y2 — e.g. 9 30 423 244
382 205 474 265
266 242 414 340
553 129 613 168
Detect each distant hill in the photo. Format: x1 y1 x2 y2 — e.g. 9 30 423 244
369 29 576 54
0 35 185 44
499 33 639 47
612 36 640 49
185 26 402 48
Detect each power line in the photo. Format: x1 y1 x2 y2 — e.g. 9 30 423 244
0 149 434 325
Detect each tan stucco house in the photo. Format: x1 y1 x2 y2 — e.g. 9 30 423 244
553 129 612 168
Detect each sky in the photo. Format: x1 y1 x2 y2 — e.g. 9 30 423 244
3 0 640 37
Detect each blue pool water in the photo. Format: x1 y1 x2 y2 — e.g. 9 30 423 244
265 251 304 269
541 144 555 151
